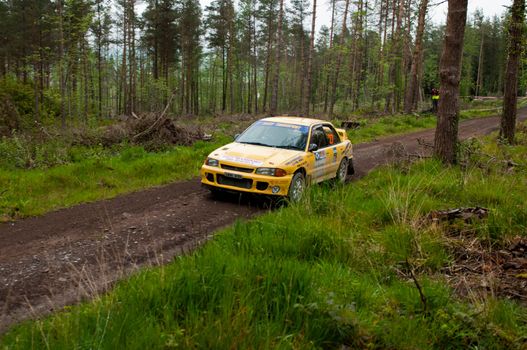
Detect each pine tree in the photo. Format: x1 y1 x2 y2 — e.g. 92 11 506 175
179 0 202 114
434 0 468 164
91 0 112 118
500 0 526 144
206 0 236 113
269 0 284 114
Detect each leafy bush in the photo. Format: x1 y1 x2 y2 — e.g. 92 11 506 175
0 77 60 133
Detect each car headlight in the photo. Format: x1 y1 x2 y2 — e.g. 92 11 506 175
255 168 287 177
206 158 219 167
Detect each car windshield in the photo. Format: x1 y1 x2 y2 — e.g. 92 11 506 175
236 121 309 151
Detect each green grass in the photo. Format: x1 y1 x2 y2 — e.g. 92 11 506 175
345 108 508 144
0 137 229 220
345 114 438 143
344 98 527 144
2 125 526 349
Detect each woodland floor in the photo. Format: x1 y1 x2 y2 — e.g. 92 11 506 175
1 110 526 333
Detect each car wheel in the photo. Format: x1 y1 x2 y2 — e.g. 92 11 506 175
288 172 305 203
336 158 349 183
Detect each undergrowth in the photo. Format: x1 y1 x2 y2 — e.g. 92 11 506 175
0 137 228 220
346 104 515 144
2 124 526 349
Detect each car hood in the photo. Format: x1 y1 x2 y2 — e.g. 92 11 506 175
209 142 304 168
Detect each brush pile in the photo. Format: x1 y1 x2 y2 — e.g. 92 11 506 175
444 236 527 303
428 207 489 223
100 112 205 149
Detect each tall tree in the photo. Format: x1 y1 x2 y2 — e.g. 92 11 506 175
180 0 202 114
474 10 485 97
91 0 112 118
303 0 317 116
289 0 310 111
350 0 365 111
258 0 277 112
322 0 337 113
56 0 66 127
239 0 257 113
269 0 284 114
143 0 178 82
404 0 428 113
385 0 405 113
328 0 351 118
500 0 525 144
434 0 468 164
0 1 7 78
206 0 236 113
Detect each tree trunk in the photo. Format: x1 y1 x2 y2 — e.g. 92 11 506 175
128 0 136 115
82 40 89 123
262 11 273 112
500 0 525 144
252 1 258 114
120 5 128 115
352 0 364 111
270 0 284 114
228 19 235 113
323 0 337 113
434 0 468 164
377 0 389 108
303 0 316 116
58 0 66 128
475 28 484 97
328 0 351 118
222 47 226 112
404 0 428 113
34 63 40 122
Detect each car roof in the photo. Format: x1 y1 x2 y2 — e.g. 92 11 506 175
261 116 331 127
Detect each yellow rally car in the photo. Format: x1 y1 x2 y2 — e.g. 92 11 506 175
200 116 354 201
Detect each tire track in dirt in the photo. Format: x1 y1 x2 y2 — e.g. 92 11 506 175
1 110 526 333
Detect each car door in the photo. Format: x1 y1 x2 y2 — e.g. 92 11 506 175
309 125 332 183
322 124 345 177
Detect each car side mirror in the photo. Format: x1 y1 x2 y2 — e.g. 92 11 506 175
308 143 318 152
234 133 240 141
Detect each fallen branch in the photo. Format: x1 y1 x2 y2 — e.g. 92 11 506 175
132 93 175 141
428 207 489 223
406 258 428 315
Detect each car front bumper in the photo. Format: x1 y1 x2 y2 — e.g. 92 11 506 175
200 165 293 196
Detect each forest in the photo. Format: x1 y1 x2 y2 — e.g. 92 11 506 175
0 0 525 130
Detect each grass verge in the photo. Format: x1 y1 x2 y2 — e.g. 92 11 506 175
345 107 513 144
0 137 229 220
2 124 526 349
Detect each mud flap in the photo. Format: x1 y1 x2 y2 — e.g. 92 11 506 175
347 158 355 175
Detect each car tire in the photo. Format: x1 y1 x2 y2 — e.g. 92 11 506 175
288 172 305 203
347 158 355 175
335 158 349 183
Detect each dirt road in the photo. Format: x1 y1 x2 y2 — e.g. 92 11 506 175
1 111 526 333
